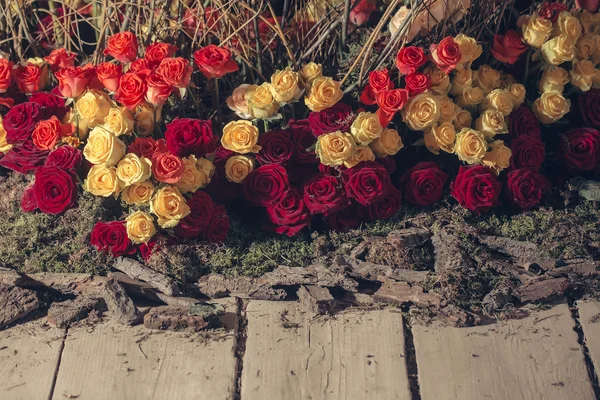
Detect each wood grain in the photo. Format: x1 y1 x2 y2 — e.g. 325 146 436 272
241 301 411 400
413 302 595 400
577 299 600 373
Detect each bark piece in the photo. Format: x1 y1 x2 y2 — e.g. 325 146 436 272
112 272 198 306
478 235 557 270
482 283 517 311
47 297 102 328
198 274 287 300
519 278 569 304
0 285 39 328
114 257 180 296
431 225 474 272
437 305 482 327
332 255 429 284
297 285 336 314
387 228 432 248
0 267 29 287
102 275 142 325
143 306 220 331
340 292 376 306
549 259 598 277
373 278 441 308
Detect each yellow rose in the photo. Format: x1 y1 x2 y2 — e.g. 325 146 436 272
576 34 596 59
122 181 155 205
473 65 501 95
556 11 582 40
454 109 473 130
104 107 134 136
539 66 569 92
438 96 458 122
344 146 375 168
196 157 215 181
541 34 576 65
523 13 553 48
248 83 280 118
475 109 507 139
304 76 343 111
226 84 257 119
480 89 514 116
454 128 487 164
300 62 323 88
116 153 152 186
449 68 473 97
402 93 441 131
150 186 191 229
75 89 112 128
83 126 126 166
0 115 12 154
125 211 157 244
455 34 482 70
83 165 123 197
577 10 596 34
370 128 404 157
482 140 512 174
63 109 89 139
225 155 254 183
221 120 261 154
175 155 212 193
508 83 526 108
135 103 160 137
428 121 456 154
456 87 484 110
532 90 571 124
350 112 383 145
315 131 356 166
270 67 303 104
425 66 451 95
570 58 596 92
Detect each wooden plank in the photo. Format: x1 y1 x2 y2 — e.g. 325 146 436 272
577 299 600 373
413 302 595 400
0 318 65 400
51 298 238 400
241 301 411 400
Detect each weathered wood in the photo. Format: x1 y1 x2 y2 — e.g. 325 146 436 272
112 272 198 306
47 297 102 328
0 286 39 329
518 277 569 303
241 301 411 400
478 235 557 270
431 224 474 272
143 304 223 331
51 298 238 400
102 275 142 326
413 302 595 400
576 299 600 374
332 255 429 284
297 285 336 314
373 278 441 308
0 319 64 400
114 257 181 296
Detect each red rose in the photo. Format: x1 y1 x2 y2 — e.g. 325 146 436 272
366 187 402 221
491 31 528 65
510 136 545 170
430 37 461 74
215 145 235 162
0 140 49 173
21 185 38 212
326 203 362 231
14 63 45 93
349 0 377 26
576 0 600 13
45 146 82 171
129 137 167 159
538 2 569 22
289 120 317 164
95 62 123 93
4 102 42 144
505 168 550 210
303 174 349 215
342 161 391 206
396 46 427 75
203 205 230 244
256 130 294 165
90 221 136 257
32 116 72 151
360 69 394 105
399 161 448 206
193 45 239 79
33 166 77 214
376 156 396 175
164 118 215 158
140 240 158 261
560 128 600 171
578 89 600 130
156 57 193 88
30 90 67 120
43 48 76 71
243 164 290 206
175 191 214 238
0 58 13 93
404 73 431 96
145 42 178 64
115 72 147 109
451 165 501 214
152 152 184 183
146 72 173 106
103 32 138 63
376 88 409 126
509 105 541 140
55 66 93 98
308 103 355 137
266 188 311 237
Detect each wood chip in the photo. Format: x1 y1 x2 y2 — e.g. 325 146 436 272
519 278 569 304
297 285 336 314
143 306 220 331
47 297 102 328
114 257 180 296
0 286 39 329
373 278 441 308
102 275 142 326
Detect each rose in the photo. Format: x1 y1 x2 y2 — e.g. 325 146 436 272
360 69 393 105
570 59 596 92
0 58 13 92
145 42 177 64
366 187 402 221
247 83 279 118
376 89 409 125
400 161 447 206
176 155 213 193
556 11 582 39
510 136 545 170
402 93 441 131
482 140 512 174
532 90 571 124
289 120 317 164
576 0 600 12
55 66 93 98
508 106 541 140
152 152 184 183
538 2 569 22
454 34 482 69
579 89 600 129
438 96 458 122
559 128 600 171
32 116 71 151
75 90 112 127
103 32 138 62
164 118 215 158
14 62 48 93
270 67 303 103
46 146 82 171
396 46 427 75
425 66 451 95
174 191 214 238
300 62 323 88
83 165 122 197
342 161 391 206
243 163 290 206
308 103 355 137
256 130 294 165
83 126 126 166
21 185 37 212
193 45 239 79
475 109 507 138
480 89 514 117
203 205 230 244
90 221 136 257
0 140 49 173
104 107 134 137
451 165 501 213
122 181 155 205
315 131 356 166
473 65 501 95
116 153 152 186
326 204 362 231
505 168 550 210
151 185 190 228
145 72 173 106
449 69 473 97
426 122 456 154
491 31 527 64
156 57 193 88
344 146 375 168
125 211 156 244
305 77 343 111
303 174 348 215
4 102 42 144
95 62 122 93
30 91 67 120
430 37 461 74
405 73 430 96
454 128 487 164
349 0 376 25
370 128 403 157
128 58 152 74
454 109 473 130
128 137 167 159
33 166 77 214
225 155 254 183
221 120 261 154
115 72 147 110
541 34 576 65
226 84 257 119
351 112 383 145
456 87 484 110
576 35 595 59
508 84 526 109
266 188 311 237
539 66 569 93
523 13 552 48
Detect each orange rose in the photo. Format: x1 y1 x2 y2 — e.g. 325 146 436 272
145 42 178 64
32 116 73 151
193 45 239 79
43 48 76 71
103 32 138 63
55 66 94 98
146 72 173 106
96 62 123 93
14 62 48 93
0 58 13 93
152 152 184 183
115 72 147 109
156 57 193 88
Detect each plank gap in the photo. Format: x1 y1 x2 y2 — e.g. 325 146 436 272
46 327 68 400
402 308 422 400
233 298 248 400
570 297 600 400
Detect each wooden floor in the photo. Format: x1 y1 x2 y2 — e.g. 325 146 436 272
0 298 599 400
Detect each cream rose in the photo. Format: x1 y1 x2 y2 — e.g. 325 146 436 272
125 211 157 244
454 128 487 164
455 34 482 70
532 90 571 124
75 89 112 128
135 103 160 137
248 83 280 118
425 66 451 95
456 87 484 110
482 140 512 174
83 165 123 197
438 96 458 122
300 62 323 88
473 65 501 95
475 109 507 138
304 76 343 111
315 131 356 166
523 13 553 48
122 181 155 205
83 126 126 166
225 155 254 183
104 107 134 136
344 146 375 168
508 83 526 109
270 67 303 103
150 186 191 228
226 84 257 119
370 128 404 157
556 11 582 40
176 155 212 193
454 109 473 130
116 153 152 186
429 121 456 154
480 89 514 116
402 93 441 131
539 66 569 93
449 68 473 97
221 120 261 154
570 58 596 92
541 34 576 65
350 112 383 145
576 34 596 59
